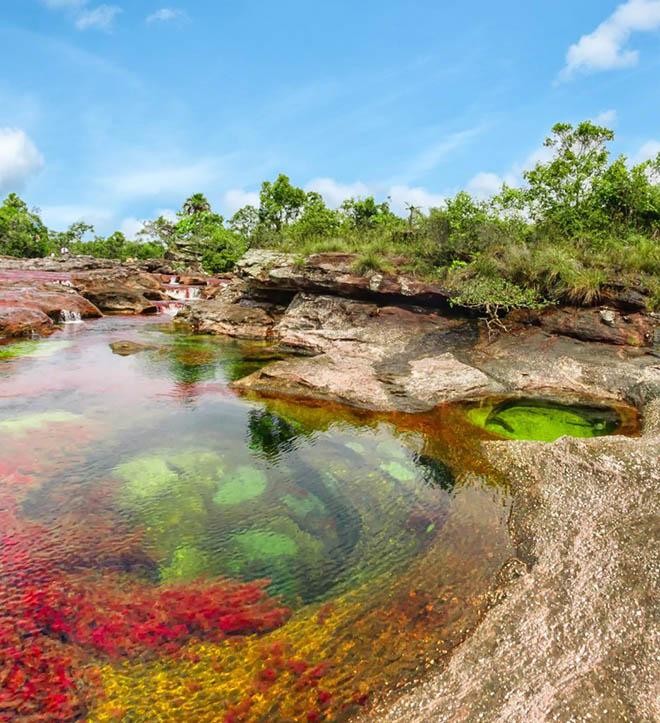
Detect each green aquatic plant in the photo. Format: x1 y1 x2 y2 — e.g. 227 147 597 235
159 544 210 582
281 491 326 518
466 399 620 442
213 465 268 506
221 517 326 600
380 460 417 483
0 340 71 361
0 410 81 435
114 450 225 574
247 409 307 459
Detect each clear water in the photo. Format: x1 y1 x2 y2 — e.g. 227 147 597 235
0 317 518 721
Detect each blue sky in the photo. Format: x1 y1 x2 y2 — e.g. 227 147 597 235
1 0 659 236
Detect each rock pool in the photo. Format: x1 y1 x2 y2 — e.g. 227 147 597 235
0 317 632 721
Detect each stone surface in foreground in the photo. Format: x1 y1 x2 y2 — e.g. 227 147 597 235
375 403 660 722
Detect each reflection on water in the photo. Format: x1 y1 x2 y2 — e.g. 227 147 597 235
0 318 513 721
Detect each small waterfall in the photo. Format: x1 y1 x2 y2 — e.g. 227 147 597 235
59 310 83 324
169 276 179 285
165 286 202 301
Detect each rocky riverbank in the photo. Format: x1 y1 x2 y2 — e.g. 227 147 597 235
1 251 659 722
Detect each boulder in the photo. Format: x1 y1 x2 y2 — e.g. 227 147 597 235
71 269 166 314
0 306 54 338
176 280 286 340
0 284 102 338
0 287 101 321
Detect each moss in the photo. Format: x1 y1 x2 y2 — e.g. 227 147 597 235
467 399 620 442
0 340 71 361
232 529 299 559
115 456 179 502
0 410 82 434
213 466 268 506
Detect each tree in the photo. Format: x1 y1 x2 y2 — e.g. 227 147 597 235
290 192 340 239
229 205 260 239
523 121 615 234
168 196 246 272
258 174 307 231
340 196 395 230
592 155 660 236
0 194 50 258
181 193 212 216
138 215 176 248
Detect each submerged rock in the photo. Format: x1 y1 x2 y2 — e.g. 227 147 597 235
110 340 158 356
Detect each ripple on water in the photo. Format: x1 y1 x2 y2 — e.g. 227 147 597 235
6 318 634 720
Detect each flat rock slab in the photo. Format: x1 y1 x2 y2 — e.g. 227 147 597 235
236 249 453 307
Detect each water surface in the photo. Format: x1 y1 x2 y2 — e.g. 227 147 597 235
0 318 516 721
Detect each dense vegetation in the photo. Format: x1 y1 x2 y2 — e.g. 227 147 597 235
1 121 658 310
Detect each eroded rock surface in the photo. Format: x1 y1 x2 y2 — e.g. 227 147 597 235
177 280 287 339
236 249 453 307
375 401 660 723
0 283 102 338
510 306 654 347
71 268 166 314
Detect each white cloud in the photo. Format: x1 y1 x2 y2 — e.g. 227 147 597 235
386 185 444 213
156 208 178 222
305 178 370 208
561 0 660 79
42 0 123 31
119 217 145 238
401 126 483 180
222 189 259 214
146 8 187 24
0 128 44 192
39 205 113 231
467 172 508 200
634 139 660 162
594 109 618 126
75 4 122 31
101 160 220 199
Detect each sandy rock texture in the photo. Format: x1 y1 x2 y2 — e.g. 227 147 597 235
373 401 660 723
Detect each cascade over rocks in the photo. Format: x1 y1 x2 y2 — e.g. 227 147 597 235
0 282 102 338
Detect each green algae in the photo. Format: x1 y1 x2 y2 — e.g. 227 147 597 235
0 411 82 435
114 450 225 577
0 340 72 361
159 544 210 582
213 466 268 506
282 492 326 517
467 399 620 442
222 518 326 599
232 529 299 559
381 460 417 482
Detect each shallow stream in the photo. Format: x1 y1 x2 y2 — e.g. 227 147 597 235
0 317 633 721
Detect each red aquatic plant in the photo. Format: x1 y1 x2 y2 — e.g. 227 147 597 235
0 498 291 721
